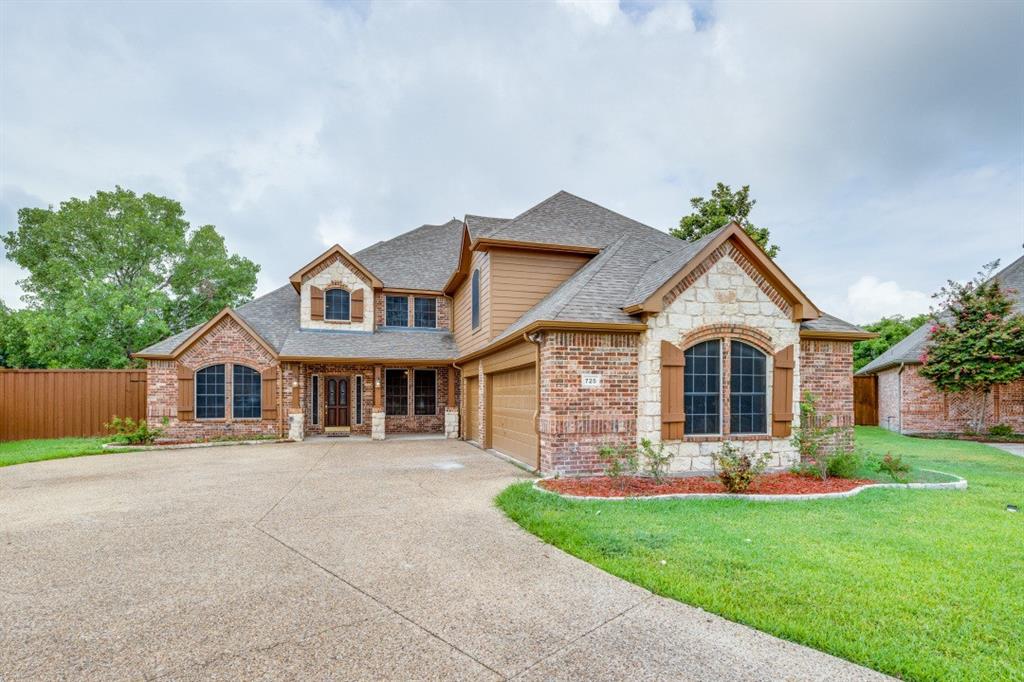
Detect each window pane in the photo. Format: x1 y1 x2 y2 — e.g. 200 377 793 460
386 296 409 327
414 370 436 415
355 375 363 425
312 375 319 425
414 297 437 328
730 341 768 434
232 365 262 419
195 364 226 419
471 270 480 329
385 369 408 415
325 289 350 320
683 340 720 435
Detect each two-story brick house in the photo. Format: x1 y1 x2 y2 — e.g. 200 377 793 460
136 191 871 475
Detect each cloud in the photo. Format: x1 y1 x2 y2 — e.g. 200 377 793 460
839 276 932 324
1 0 1021 319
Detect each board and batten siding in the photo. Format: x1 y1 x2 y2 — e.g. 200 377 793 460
453 249 491 355
487 248 590 338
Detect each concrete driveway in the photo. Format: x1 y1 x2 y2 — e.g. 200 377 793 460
0 440 887 680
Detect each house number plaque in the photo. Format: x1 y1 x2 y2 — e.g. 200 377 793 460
581 373 602 388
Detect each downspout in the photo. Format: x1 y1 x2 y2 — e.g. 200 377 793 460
524 331 543 471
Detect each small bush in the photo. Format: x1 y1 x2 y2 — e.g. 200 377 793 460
598 443 639 491
988 423 1014 438
875 452 911 482
713 442 769 493
105 416 164 445
826 450 862 479
639 438 674 484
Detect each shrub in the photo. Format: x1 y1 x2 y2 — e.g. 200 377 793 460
988 423 1014 438
826 450 862 479
639 438 674 483
790 391 838 474
713 442 769 493
598 443 639 491
105 416 164 445
875 452 911 482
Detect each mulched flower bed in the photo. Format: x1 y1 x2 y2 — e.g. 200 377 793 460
539 473 876 498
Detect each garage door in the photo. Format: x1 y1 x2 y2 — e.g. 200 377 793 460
464 376 479 443
490 365 537 468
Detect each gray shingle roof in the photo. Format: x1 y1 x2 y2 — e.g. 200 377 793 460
625 227 727 308
857 254 1024 375
800 313 871 336
355 219 464 291
465 215 509 239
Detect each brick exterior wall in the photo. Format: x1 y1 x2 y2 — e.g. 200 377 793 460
538 331 639 475
798 339 854 452
895 365 1024 434
146 316 281 440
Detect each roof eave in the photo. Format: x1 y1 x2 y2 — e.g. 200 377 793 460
454 320 647 365
799 329 878 341
289 244 383 292
470 237 602 256
143 308 280 361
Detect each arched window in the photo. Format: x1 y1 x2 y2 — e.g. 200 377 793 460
684 340 720 435
471 269 480 329
730 341 767 434
232 365 262 419
325 288 350 321
195 364 226 419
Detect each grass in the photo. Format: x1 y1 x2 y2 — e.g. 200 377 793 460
0 437 123 467
496 427 1024 681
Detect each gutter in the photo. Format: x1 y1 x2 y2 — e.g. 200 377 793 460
524 331 543 470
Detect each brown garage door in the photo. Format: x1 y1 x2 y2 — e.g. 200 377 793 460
464 376 479 442
489 364 537 468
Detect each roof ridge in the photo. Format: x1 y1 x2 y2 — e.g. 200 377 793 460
354 219 460 256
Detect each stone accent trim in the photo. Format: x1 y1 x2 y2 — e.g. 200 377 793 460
681 323 775 355
301 252 372 287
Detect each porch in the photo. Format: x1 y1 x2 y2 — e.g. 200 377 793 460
283 362 459 441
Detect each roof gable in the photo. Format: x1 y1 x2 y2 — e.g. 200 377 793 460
136 308 279 360
289 244 381 292
623 223 821 322
354 218 463 291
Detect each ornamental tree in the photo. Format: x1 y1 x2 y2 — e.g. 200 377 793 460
918 261 1024 432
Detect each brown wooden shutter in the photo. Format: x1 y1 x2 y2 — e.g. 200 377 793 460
261 367 278 421
310 286 324 320
177 364 194 421
661 340 685 440
772 344 795 437
351 288 364 321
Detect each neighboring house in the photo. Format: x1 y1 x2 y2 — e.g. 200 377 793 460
857 255 1024 434
136 191 871 474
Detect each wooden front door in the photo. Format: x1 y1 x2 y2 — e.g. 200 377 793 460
326 377 350 428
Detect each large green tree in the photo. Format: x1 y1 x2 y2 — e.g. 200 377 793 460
671 182 779 258
918 262 1024 432
2 187 259 368
853 313 930 371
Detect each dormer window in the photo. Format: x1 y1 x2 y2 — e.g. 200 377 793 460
325 288 351 321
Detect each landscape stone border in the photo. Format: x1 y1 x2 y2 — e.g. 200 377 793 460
532 469 967 502
103 439 292 452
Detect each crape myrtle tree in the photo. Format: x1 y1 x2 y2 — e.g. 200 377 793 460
918 261 1024 433
671 182 780 258
1 187 259 368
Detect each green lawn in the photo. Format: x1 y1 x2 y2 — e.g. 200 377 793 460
496 427 1024 681
0 437 118 467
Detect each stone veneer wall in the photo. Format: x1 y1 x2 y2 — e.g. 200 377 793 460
898 365 1024 434
300 254 374 332
147 316 281 439
798 339 854 452
538 331 639 475
637 253 802 472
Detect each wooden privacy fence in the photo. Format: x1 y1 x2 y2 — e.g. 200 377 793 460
854 374 878 426
0 369 147 441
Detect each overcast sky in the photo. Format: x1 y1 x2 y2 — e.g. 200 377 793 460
2 0 1022 324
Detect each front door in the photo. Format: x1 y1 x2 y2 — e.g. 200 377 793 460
326 377 350 428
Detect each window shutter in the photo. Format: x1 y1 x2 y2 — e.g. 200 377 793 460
661 340 685 440
261 367 278 421
772 344 795 437
177 363 194 421
310 286 324 320
351 288 364 322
